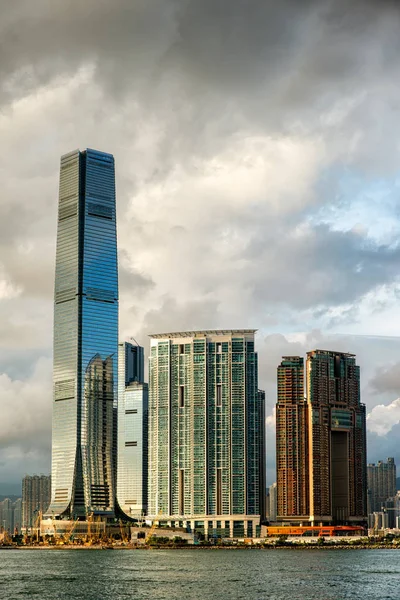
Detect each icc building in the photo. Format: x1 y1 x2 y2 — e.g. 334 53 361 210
47 149 118 519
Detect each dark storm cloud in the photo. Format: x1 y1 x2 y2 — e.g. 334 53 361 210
0 357 51 448
142 296 221 339
367 424 400 463
1 0 399 333
1 0 400 483
247 223 400 309
0 0 180 105
370 362 400 395
1 0 400 149
119 261 154 297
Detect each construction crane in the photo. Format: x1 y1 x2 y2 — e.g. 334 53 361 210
34 510 42 543
50 513 60 544
145 514 163 544
85 512 103 545
0 528 12 546
85 512 94 545
119 519 129 543
64 519 79 545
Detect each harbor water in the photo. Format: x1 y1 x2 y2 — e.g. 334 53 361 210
1 548 399 600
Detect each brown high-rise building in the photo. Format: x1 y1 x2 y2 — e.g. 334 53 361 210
276 357 308 520
307 350 366 524
276 350 367 525
367 458 396 514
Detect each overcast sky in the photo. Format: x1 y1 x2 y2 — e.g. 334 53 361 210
1 0 400 492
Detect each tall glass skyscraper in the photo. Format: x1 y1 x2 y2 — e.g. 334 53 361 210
117 342 148 519
148 330 265 539
47 148 118 519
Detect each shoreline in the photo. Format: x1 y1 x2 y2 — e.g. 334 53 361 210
1 544 399 551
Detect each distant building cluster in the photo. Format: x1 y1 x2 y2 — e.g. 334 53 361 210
0 498 22 534
18 147 398 541
22 475 51 529
367 458 399 530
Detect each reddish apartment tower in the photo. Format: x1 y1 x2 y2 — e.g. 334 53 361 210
276 357 308 521
276 350 367 525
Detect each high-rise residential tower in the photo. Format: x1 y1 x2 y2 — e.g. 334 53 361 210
117 342 148 518
306 350 367 524
0 498 14 533
276 350 367 525
13 498 22 533
22 475 51 528
47 149 118 519
148 330 265 539
367 458 396 513
268 483 277 522
276 357 308 521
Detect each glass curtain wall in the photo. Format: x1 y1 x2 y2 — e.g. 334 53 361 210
48 148 118 519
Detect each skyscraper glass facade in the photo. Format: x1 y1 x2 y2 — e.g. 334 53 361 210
148 330 264 538
117 342 148 518
48 148 118 518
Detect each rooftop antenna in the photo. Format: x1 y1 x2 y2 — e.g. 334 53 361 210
129 336 139 346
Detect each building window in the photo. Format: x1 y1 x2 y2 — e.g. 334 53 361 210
179 470 184 515
217 468 222 514
179 344 185 354
125 409 138 414
125 441 137 447
216 343 222 354
179 386 185 408
216 384 222 407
